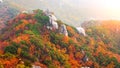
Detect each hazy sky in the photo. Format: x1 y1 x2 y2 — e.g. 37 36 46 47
6 0 120 26
64 0 120 20
9 0 120 20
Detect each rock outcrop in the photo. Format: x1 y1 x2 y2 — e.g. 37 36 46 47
83 55 89 62
49 15 58 29
76 27 86 36
21 11 28 14
44 9 58 30
60 24 68 36
44 9 68 36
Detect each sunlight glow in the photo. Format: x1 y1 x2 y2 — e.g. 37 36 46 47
100 0 120 9
76 0 120 20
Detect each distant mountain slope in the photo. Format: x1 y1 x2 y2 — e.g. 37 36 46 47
82 20 120 56
0 9 120 68
5 0 83 26
0 1 20 31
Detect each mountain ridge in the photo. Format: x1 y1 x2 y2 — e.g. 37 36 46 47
0 9 120 68
0 1 20 31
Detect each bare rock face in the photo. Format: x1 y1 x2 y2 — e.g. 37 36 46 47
45 9 58 30
32 65 41 68
21 10 28 14
83 55 89 62
44 9 69 36
49 14 58 29
60 24 68 36
44 9 68 36
44 9 50 16
76 27 86 36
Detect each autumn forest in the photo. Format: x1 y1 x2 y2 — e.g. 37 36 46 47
0 0 120 68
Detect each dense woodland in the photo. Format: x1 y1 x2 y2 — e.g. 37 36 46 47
0 9 120 68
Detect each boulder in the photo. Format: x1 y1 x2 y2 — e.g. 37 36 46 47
83 55 89 62
21 11 28 14
44 9 50 16
76 27 86 36
44 9 58 30
32 65 41 68
60 24 68 36
48 14 58 29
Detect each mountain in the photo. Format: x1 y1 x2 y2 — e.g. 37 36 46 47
5 0 84 26
82 20 120 64
0 1 21 31
0 9 120 68
82 20 120 46
4 0 120 27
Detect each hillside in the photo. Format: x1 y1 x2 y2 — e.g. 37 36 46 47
82 20 120 54
5 0 84 26
0 1 20 31
0 9 120 68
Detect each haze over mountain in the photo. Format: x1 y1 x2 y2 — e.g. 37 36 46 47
5 0 81 26
0 0 120 68
0 1 19 30
5 0 120 26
